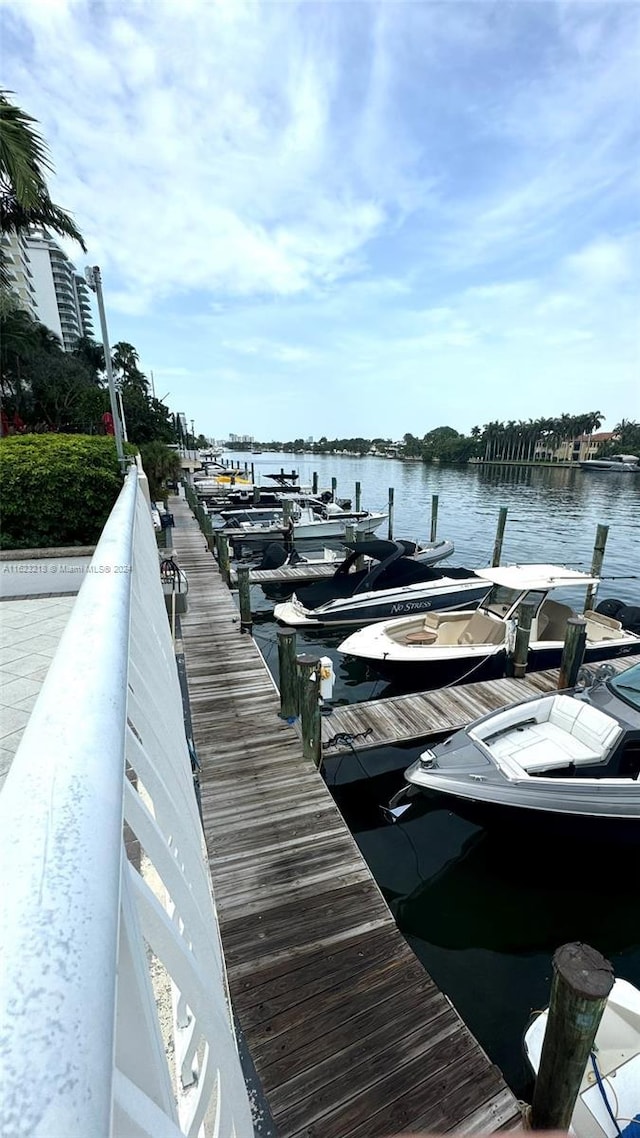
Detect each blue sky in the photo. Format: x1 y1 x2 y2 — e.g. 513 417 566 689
3 0 639 440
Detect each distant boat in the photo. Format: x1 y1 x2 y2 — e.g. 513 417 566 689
580 454 640 472
251 449 263 455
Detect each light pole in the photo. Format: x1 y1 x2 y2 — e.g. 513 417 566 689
84 265 125 467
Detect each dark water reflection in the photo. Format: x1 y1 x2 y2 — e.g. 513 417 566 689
239 453 640 1098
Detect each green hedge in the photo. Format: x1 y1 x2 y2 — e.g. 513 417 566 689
0 434 127 549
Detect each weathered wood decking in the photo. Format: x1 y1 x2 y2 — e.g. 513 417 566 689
318 654 640 754
172 498 522 1137
229 560 340 587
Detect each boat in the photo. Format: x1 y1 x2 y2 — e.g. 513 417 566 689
338 564 640 689
221 499 388 552
400 658 640 839
273 538 490 628
524 976 640 1137
580 454 640 472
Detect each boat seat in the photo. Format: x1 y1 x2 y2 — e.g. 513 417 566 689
457 611 505 646
583 610 624 641
483 694 622 774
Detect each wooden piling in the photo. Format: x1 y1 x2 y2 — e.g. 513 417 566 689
558 617 587 689
585 523 609 613
507 600 536 678
252 484 261 506
312 471 318 495
237 565 252 633
388 487 394 540
344 521 357 547
282 498 294 524
491 506 508 566
355 480 361 512
277 628 298 719
331 476 337 502
215 532 231 587
531 942 614 1131
297 654 322 767
251 461 255 484
430 494 439 542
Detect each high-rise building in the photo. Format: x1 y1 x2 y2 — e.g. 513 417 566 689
0 232 38 318
25 231 94 350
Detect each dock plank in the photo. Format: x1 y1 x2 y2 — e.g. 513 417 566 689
319 654 640 754
230 561 341 586
171 496 523 1136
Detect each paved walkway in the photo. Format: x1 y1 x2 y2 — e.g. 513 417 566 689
0 597 76 788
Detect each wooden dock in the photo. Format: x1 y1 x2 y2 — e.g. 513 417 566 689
229 560 339 587
171 497 522 1138
318 654 640 754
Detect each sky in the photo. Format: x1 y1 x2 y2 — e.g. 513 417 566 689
2 0 639 441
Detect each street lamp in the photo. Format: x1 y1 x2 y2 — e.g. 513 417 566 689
84 265 126 467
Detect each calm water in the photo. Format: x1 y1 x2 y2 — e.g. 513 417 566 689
234 452 640 1097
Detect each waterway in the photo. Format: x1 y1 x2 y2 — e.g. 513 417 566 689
230 451 640 1097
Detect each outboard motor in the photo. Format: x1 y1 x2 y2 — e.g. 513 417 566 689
619 604 640 634
259 543 288 570
595 598 626 620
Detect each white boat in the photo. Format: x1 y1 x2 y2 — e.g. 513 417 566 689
223 500 388 551
338 564 640 689
524 977 640 1138
580 454 640 472
401 659 640 835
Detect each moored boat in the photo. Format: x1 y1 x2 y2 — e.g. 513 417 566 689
580 454 640 472
400 658 640 839
338 564 640 689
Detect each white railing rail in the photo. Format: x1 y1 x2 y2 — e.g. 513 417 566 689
0 468 254 1138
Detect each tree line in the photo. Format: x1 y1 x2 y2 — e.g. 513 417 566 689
249 414 640 462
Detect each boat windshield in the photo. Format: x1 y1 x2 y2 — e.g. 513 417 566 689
480 585 521 617
608 663 640 711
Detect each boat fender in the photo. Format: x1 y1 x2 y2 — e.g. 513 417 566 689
319 656 335 701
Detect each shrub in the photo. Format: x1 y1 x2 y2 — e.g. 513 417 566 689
0 434 126 549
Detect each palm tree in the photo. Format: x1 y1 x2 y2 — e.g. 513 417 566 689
0 91 85 249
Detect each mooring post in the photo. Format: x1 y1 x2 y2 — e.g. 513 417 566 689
507 599 537 677
388 487 394 540
491 506 508 566
251 461 255 484
244 461 248 474
585 523 609 613
312 471 318 495
297 654 322 767
277 628 298 720
355 480 362 512
252 484 261 506
215 532 231 587
558 617 587 689
331 476 337 502
430 494 439 542
236 565 252 633
531 942 614 1131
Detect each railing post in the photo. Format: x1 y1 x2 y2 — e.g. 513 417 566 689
355 480 361 512
531 943 614 1131
387 487 394 540
277 629 298 719
491 506 508 566
585 523 609 613
507 600 536 677
557 617 587 689
430 494 439 542
297 654 322 767
237 566 252 634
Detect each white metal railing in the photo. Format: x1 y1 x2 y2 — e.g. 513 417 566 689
0 468 254 1138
